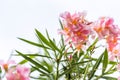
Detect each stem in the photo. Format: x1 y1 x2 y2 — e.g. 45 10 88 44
95 74 103 80
85 57 117 65
0 74 1 80
56 59 59 80
83 63 89 80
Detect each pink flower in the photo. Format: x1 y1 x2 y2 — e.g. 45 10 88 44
68 54 72 61
94 17 120 39
6 65 30 80
108 44 120 61
59 11 93 50
94 17 120 53
107 36 118 51
0 60 16 72
116 64 120 71
118 76 120 80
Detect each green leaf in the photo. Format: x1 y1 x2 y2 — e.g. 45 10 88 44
102 49 108 74
71 60 92 67
13 53 53 60
35 29 53 48
49 38 62 53
85 57 117 65
59 66 73 78
19 59 28 64
59 19 64 29
16 50 50 73
59 60 91 78
36 29 62 53
21 54 53 59
13 54 35 64
0 67 2 74
59 19 65 47
87 38 98 52
88 52 104 80
83 63 90 80
46 30 62 53
18 38 51 49
101 76 117 80
45 29 51 40
43 48 52 58
105 64 117 75
32 65 55 80
32 65 49 77
41 60 53 73
30 76 47 80
106 68 116 74
109 61 117 65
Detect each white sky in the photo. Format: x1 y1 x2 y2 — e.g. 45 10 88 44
0 0 120 60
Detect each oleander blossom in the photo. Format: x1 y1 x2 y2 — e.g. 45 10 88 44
118 76 120 80
93 17 120 61
6 65 30 80
94 17 120 51
0 60 16 72
59 11 93 50
108 44 120 60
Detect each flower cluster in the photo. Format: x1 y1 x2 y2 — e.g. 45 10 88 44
0 60 30 80
58 12 120 79
59 11 93 50
94 17 120 60
60 11 120 69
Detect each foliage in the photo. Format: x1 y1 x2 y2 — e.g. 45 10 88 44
16 28 118 80
0 11 120 80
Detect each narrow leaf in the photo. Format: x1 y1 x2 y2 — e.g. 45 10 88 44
101 76 117 80
83 63 90 80
59 19 65 46
46 30 62 53
32 65 49 77
18 38 50 49
102 49 108 74
59 60 91 77
16 50 50 73
87 38 98 51
49 39 62 53
35 29 52 48
59 19 64 29
88 53 104 80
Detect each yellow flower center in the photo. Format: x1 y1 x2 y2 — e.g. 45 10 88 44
113 49 119 54
3 64 8 72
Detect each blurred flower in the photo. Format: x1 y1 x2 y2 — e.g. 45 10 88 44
107 36 119 52
116 64 120 71
0 60 16 72
59 11 93 50
118 76 120 80
94 17 120 39
94 17 120 54
108 44 120 61
6 65 30 80
68 54 72 61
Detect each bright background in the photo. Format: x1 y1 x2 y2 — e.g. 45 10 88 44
0 0 120 62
